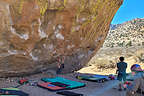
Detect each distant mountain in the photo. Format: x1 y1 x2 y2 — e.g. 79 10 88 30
103 18 144 48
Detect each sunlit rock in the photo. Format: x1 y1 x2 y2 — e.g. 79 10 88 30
0 0 123 77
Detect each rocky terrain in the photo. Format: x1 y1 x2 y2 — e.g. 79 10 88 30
79 18 144 74
79 46 144 74
0 0 122 77
0 1 143 96
103 18 144 48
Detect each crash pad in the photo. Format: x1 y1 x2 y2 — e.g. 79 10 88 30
76 75 108 83
56 91 83 96
41 77 85 89
0 88 29 96
38 82 67 91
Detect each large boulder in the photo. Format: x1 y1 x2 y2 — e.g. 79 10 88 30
0 0 123 77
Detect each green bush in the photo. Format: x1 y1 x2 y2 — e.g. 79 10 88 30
126 41 132 47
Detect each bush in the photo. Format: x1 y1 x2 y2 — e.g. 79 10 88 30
136 51 144 63
97 60 116 69
126 41 132 47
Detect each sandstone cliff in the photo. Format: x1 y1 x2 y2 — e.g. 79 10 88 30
0 0 123 77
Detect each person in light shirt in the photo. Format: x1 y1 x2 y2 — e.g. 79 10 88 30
126 65 144 96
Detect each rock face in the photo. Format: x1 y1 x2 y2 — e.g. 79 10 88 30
0 0 123 77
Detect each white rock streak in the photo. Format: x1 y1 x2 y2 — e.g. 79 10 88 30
54 24 65 40
38 28 47 38
8 50 18 55
10 27 29 40
38 19 48 38
78 54 84 59
20 34 29 40
67 45 75 49
6 5 13 25
56 33 64 40
30 52 38 61
48 44 53 50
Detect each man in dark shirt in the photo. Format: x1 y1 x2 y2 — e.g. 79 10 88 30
117 57 127 91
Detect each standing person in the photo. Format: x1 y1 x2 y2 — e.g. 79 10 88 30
116 56 128 91
56 56 65 74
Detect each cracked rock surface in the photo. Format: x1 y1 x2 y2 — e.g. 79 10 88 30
0 0 122 77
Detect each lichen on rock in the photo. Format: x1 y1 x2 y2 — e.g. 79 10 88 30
0 0 123 77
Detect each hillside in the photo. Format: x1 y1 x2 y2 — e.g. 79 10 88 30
79 18 144 74
103 18 144 48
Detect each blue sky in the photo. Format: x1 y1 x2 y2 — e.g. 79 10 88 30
111 0 144 24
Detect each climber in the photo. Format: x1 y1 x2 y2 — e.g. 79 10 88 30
56 56 65 74
116 56 128 91
126 72 144 96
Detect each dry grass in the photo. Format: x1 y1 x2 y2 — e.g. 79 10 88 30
79 47 144 74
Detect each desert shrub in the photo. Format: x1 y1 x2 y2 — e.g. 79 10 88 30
138 44 141 46
97 60 116 69
110 42 115 48
134 50 144 63
126 41 132 47
137 53 144 63
142 42 144 46
117 42 124 47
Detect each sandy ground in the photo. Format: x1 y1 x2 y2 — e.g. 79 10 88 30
78 47 144 75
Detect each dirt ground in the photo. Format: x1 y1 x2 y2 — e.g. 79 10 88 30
0 72 127 96
0 47 143 96
79 47 144 75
